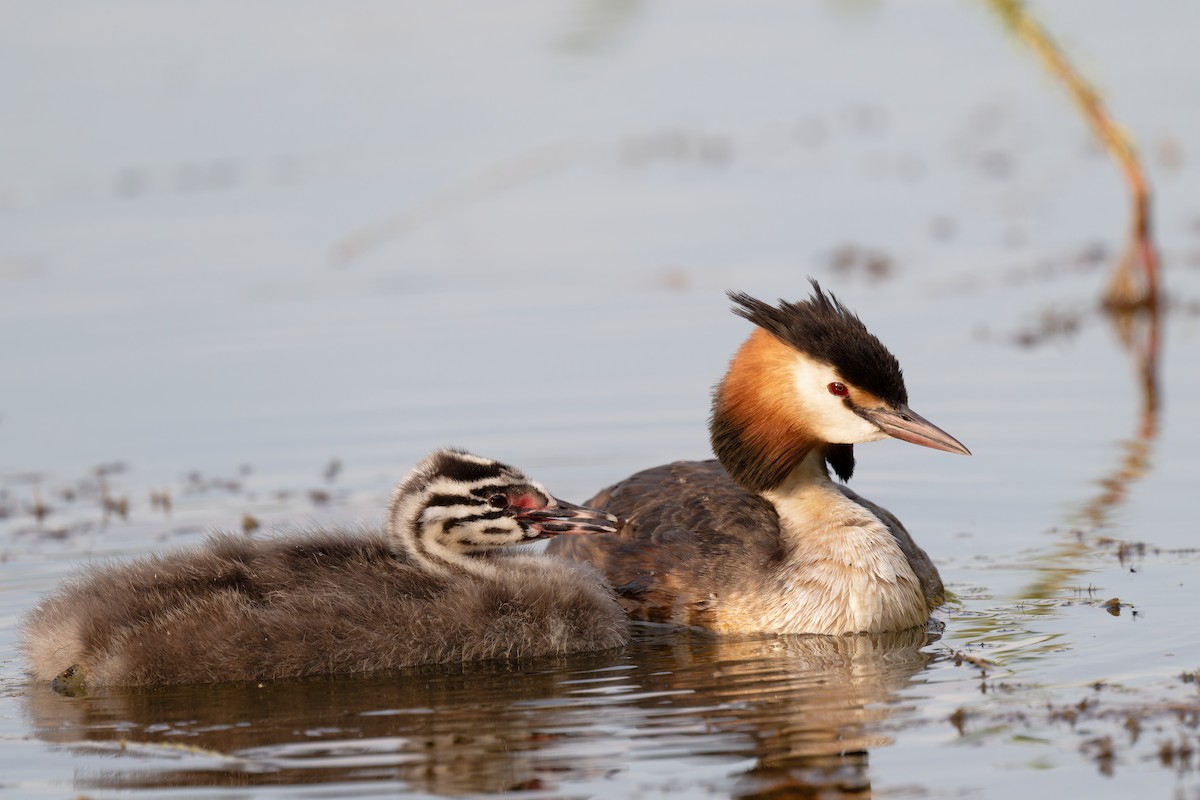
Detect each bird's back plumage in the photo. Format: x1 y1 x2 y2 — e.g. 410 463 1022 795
24 448 630 687
549 461 780 628
547 460 943 635
24 528 627 686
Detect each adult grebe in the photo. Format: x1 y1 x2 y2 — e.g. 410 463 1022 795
547 281 969 635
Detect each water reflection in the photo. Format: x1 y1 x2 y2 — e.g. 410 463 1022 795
941 267 1165 681
1023 298 1162 599
639 629 934 798
1078 301 1160 527
25 627 934 797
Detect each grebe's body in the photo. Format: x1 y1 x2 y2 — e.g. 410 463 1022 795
24 449 628 687
548 283 968 636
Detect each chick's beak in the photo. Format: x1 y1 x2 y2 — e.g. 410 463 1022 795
864 404 971 455
517 499 621 537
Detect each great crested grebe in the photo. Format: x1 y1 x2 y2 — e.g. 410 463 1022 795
547 281 970 636
23 449 628 687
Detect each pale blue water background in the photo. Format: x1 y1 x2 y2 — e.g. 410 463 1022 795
4 1 1200 797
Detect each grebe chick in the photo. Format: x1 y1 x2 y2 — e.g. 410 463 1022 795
548 281 970 636
23 449 628 687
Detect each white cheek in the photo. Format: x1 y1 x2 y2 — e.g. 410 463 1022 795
791 359 885 444
827 415 888 444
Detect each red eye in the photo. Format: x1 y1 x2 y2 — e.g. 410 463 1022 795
828 382 848 397
488 494 509 509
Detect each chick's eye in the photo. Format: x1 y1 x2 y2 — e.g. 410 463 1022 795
488 494 509 509
828 382 848 397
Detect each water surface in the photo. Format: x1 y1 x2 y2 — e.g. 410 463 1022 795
4 1 1200 797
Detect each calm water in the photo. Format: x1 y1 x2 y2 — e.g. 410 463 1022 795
4 1 1200 797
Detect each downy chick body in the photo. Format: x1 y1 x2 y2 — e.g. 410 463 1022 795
23 449 628 687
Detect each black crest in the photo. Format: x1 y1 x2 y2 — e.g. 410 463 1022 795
728 280 908 407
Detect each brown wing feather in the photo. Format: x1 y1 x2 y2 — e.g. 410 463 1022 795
545 460 782 627
546 460 945 626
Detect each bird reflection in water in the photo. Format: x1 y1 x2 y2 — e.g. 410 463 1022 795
25 627 933 798
640 628 935 798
